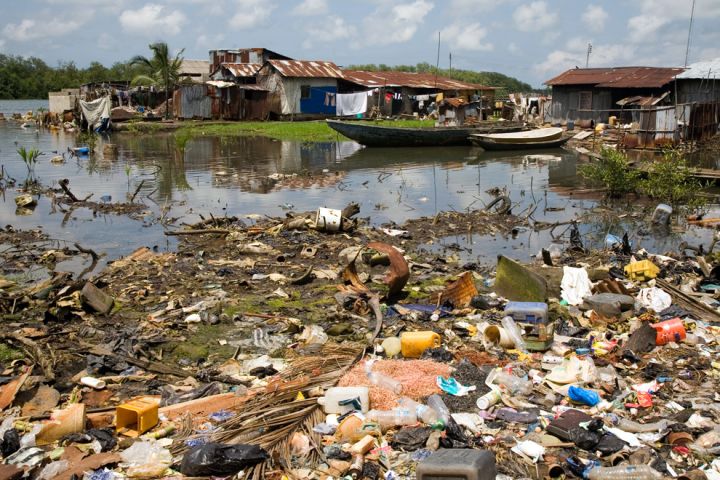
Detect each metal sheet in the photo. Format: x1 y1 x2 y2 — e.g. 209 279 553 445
268 60 343 78
342 70 493 91
545 67 684 88
222 63 262 78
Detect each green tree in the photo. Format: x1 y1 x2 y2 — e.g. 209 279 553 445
130 42 185 119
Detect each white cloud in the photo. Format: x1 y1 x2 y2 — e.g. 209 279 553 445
0 39 5 49
626 15 668 43
197 33 225 50
513 1 558 32
441 23 493 51
534 41 637 78
119 4 186 36
293 0 328 16
3 15 88 41
362 0 434 46
582 5 608 33
508 42 519 54
450 0 505 9
229 0 276 29
302 15 356 48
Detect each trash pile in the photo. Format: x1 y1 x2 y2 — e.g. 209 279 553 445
1 200 720 479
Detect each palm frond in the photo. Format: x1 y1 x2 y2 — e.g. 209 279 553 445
171 344 364 478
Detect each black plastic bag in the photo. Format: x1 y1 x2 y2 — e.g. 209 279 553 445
570 427 600 451
0 429 20 457
180 442 269 476
390 426 431 451
596 432 626 455
63 428 117 452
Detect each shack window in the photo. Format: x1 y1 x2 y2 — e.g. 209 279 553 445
578 91 592 110
301 85 311 100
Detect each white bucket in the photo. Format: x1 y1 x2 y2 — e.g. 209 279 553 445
315 207 342 232
485 325 514 348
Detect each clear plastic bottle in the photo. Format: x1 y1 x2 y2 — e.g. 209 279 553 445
501 316 527 352
366 408 416 430
426 394 451 424
398 398 439 425
607 414 669 433
490 369 533 396
586 465 663 480
367 371 403 394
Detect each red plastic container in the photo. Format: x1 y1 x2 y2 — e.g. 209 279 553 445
652 318 686 345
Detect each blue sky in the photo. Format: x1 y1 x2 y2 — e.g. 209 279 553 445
1 0 719 87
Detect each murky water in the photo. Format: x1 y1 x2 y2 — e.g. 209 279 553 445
0 99 716 266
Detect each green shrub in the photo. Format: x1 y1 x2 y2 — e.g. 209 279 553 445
639 149 705 208
579 147 640 197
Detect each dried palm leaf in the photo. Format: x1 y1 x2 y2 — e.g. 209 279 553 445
172 343 364 478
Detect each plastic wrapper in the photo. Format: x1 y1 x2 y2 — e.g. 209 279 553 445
180 442 269 476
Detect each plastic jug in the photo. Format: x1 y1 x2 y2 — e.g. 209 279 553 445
651 203 672 226
400 331 441 358
317 387 369 414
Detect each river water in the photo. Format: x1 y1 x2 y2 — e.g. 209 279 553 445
0 99 715 267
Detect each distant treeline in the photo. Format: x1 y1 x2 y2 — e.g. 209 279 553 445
0 54 145 100
346 62 533 94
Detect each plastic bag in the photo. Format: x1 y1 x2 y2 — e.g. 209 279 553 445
436 376 476 397
636 287 672 312
120 440 172 476
37 460 69 480
568 386 600 406
180 442 269 476
561 266 593 306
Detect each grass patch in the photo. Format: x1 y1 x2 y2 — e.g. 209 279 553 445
175 118 436 143
0 343 24 363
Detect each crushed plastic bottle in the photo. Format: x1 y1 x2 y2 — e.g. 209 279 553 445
586 464 663 480
607 414 669 433
366 408 416 430
501 316 528 352
365 359 402 394
488 368 533 396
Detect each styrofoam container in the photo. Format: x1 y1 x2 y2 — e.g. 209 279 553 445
317 387 369 414
504 301 548 325
315 207 342 232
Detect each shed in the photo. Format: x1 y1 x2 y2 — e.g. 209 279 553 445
209 48 291 77
257 60 344 117
180 60 210 83
544 67 684 125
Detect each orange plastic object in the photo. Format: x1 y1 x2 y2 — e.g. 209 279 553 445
116 397 159 437
400 331 441 358
624 259 660 281
652 318 686 345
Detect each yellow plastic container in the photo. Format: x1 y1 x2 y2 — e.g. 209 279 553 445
400 331 441 358
624 259 660 281
116 396 159 437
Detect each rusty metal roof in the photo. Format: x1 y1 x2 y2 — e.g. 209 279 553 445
616 90 670 106
222 63 262 78
341 70 494 91
545 67 685 88
266 59 343 78
180 59 210 76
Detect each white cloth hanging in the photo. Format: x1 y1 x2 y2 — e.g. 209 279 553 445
336 92 368 116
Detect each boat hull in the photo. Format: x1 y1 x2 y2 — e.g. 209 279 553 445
469 135 571 151
326 120 524 147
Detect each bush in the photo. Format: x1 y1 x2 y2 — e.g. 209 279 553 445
579 147 640 197
639 149 705 208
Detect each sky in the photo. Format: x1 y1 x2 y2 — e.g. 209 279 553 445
1 0 720 87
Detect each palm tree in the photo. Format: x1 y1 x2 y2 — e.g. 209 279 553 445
130 42 185 119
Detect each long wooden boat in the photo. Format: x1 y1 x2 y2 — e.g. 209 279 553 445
326 120 525 147
472 127 563 144
469 134 572 151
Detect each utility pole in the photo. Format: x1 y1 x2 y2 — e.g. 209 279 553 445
586 43 592 68
435 31 440 87
684 0 696 67
449 52 452 72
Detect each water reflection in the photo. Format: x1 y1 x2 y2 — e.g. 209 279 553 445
0 122 715 263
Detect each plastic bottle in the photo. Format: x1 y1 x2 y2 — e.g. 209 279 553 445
367 371 402 394
366 408 416 429
586 465 663 480
426 394 451 425
476 389 502 410
607 414 669 433
489 369 533 396
398 398 440 425
501 316 527 352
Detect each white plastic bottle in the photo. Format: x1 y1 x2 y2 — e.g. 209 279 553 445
586 465 663 480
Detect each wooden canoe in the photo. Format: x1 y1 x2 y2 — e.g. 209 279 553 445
326 120 526 147
469 134 572 151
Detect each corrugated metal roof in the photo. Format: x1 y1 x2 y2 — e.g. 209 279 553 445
222 63 262 78
616 90 670 106
181 60 210 76
341 70 494 90
545 67 685 88
267 59 343 78
677 58 720 79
